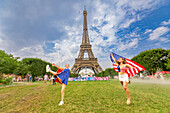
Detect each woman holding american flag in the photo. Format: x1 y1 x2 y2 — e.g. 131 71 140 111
110 52 145 105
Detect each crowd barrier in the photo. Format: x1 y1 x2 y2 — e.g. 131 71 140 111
68 77 109 81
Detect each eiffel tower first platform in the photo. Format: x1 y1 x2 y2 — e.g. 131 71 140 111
71 7 103 74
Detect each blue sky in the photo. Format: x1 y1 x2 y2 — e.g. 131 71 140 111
0 0 169 70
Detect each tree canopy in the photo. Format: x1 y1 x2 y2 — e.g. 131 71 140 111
95 68 118 78
131 48 170 74
14 58 53 81
0 50 18 74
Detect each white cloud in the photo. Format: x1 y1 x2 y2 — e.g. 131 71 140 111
0 38 3 44
114 0 163 28
16 45 45 58
144 29 152 34
117 38 139 51
120 18 136 28
148 26 170 40
159 37 169 42
0 24 8 50
45 25 82 67
15 39 80 68
116 0 163 11
129 27 141 38
161 19 170 25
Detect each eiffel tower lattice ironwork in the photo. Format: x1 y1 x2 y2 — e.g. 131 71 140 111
71 7 103 74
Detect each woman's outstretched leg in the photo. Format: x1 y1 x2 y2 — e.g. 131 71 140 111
123 81 130 104
46 65 57 75
120 81 123 86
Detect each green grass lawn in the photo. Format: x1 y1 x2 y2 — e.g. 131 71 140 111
0 80 169 113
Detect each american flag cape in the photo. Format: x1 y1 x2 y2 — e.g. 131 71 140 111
56 68 64 74
55 68 64 84
110 52 145 77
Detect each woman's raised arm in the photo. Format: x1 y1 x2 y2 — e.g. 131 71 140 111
52 64 65 70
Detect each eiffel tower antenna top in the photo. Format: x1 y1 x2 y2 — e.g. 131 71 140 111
82 6 89 44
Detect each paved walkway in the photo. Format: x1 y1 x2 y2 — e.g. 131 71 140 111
131 78 170 85
0 82 40 88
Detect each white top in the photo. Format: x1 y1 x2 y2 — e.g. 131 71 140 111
140 73 143 77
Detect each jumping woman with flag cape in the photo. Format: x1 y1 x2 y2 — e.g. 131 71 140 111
110 52 145 104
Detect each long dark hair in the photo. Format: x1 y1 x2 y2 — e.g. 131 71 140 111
118 58 126 65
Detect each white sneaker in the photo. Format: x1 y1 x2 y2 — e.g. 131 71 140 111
46 65 50 72
59 101 64 105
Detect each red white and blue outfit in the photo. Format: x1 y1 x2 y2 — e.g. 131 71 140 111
55 69 70 85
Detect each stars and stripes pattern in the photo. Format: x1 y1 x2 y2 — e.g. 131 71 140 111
55 68 64 84
110 52 145 77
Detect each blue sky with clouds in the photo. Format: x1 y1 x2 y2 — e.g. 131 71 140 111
0 0 169 70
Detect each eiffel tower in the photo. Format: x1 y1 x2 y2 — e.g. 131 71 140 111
71 7 103 74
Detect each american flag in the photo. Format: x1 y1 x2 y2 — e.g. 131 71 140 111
56 68 64 73
110 52 145 77
55 68 64 84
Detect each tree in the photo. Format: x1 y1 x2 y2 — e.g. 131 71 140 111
131 48 169 74
80 72 84 76
95 68 118 77
164 49 170 70
0 50 18 74
69 73 77 77
105 68 118 78
17 58 52 81
14 61 30 76
89 72 93 76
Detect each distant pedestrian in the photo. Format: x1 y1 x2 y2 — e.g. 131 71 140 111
44 74 48 84
49 75 52 84
140 73 144 79
51 75 56 85
13 77 15 82
29 75 32 84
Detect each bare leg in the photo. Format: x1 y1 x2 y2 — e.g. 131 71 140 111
120 81 123 86
128 79 131 84
49 70 57 75
61 84 66 101
123 81 130 104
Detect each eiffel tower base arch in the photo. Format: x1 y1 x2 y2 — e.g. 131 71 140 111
71 58 103 74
